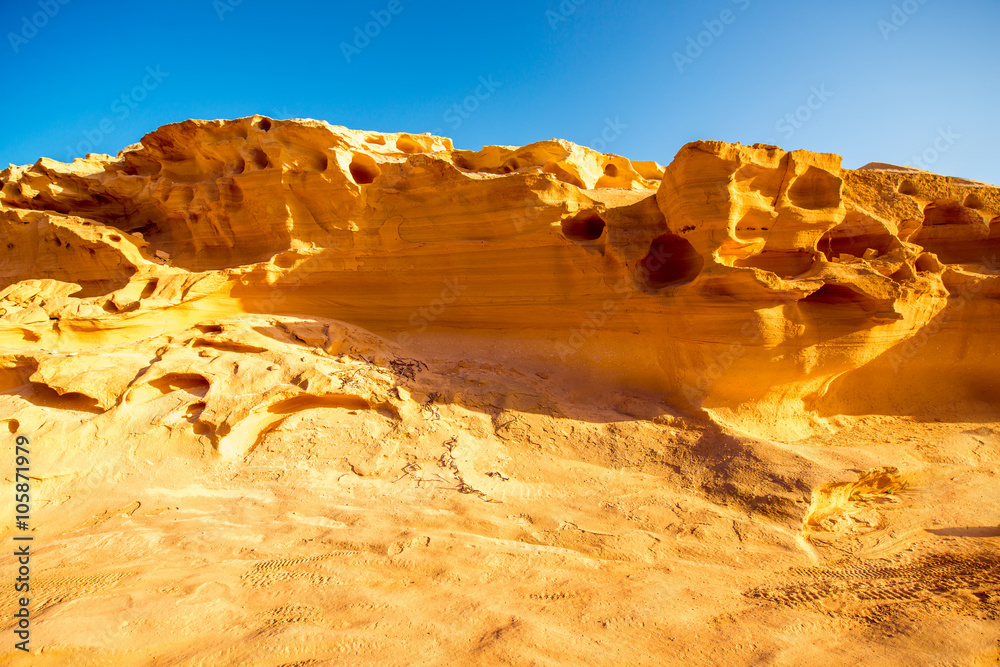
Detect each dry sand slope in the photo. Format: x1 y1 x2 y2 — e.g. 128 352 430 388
1 117 999 665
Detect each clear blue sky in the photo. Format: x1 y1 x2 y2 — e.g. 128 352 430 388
2 0 998 184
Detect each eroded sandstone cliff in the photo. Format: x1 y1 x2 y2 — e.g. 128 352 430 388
1 118 998 665
2 117 997 443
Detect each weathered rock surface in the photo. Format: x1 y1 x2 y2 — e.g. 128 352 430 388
1 118 998 665
2 117 997 437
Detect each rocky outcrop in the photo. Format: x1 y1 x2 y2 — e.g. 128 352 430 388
2 117 998 445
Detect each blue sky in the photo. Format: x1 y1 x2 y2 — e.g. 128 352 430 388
1 0 998 184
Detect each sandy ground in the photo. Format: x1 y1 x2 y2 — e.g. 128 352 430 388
2 342 998 666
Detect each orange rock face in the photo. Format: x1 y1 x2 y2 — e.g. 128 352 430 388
3 118 996 438
1 118 998 665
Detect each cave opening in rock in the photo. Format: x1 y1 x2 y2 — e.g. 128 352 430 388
803 283 865 306
964 194 984 210
561 211 606 242
452 154 474 171
640 233 704 288
26 383 104 413
250 148 269 170
915 253 941 273
923 199 984 226
396 137 421 154
542 161 586 188
503 159 521 173
798 283 880 322
140 279 159 299
819 227 896 260
349 154 382 185
787 166 842 210
734 250 817 278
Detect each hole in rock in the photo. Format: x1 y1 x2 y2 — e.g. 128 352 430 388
396 137 421 154
0 365 31 393
176 186 195 205
561 211 606 242
195 324 224 334
25 384 103 414
257 118 272 132
232 158 246 175
890 264 917 282
923 199 984 226
788 167 842 210
898 180 919 196
349 154 381 185
250 148 269 170
6 243 13 250
364 135 386 145
452 155 474 171
140 279 158 299
912 207 998 264
819 225 897 261
734 250 816 278
800 287 869 323
542 162 586 188
915 254 940 272
604 163 619 177
109 235 121 242
273 252 301 269
192 421 216 442
185 402 206 421
148 374 210 398
802 284 867 307
123 156 162 178
640 234 704 288
7 419 18 434
964 193 984 209
804 284 852 304
68 264 138 299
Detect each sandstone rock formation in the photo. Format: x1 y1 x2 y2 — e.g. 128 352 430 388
1 118 998 665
